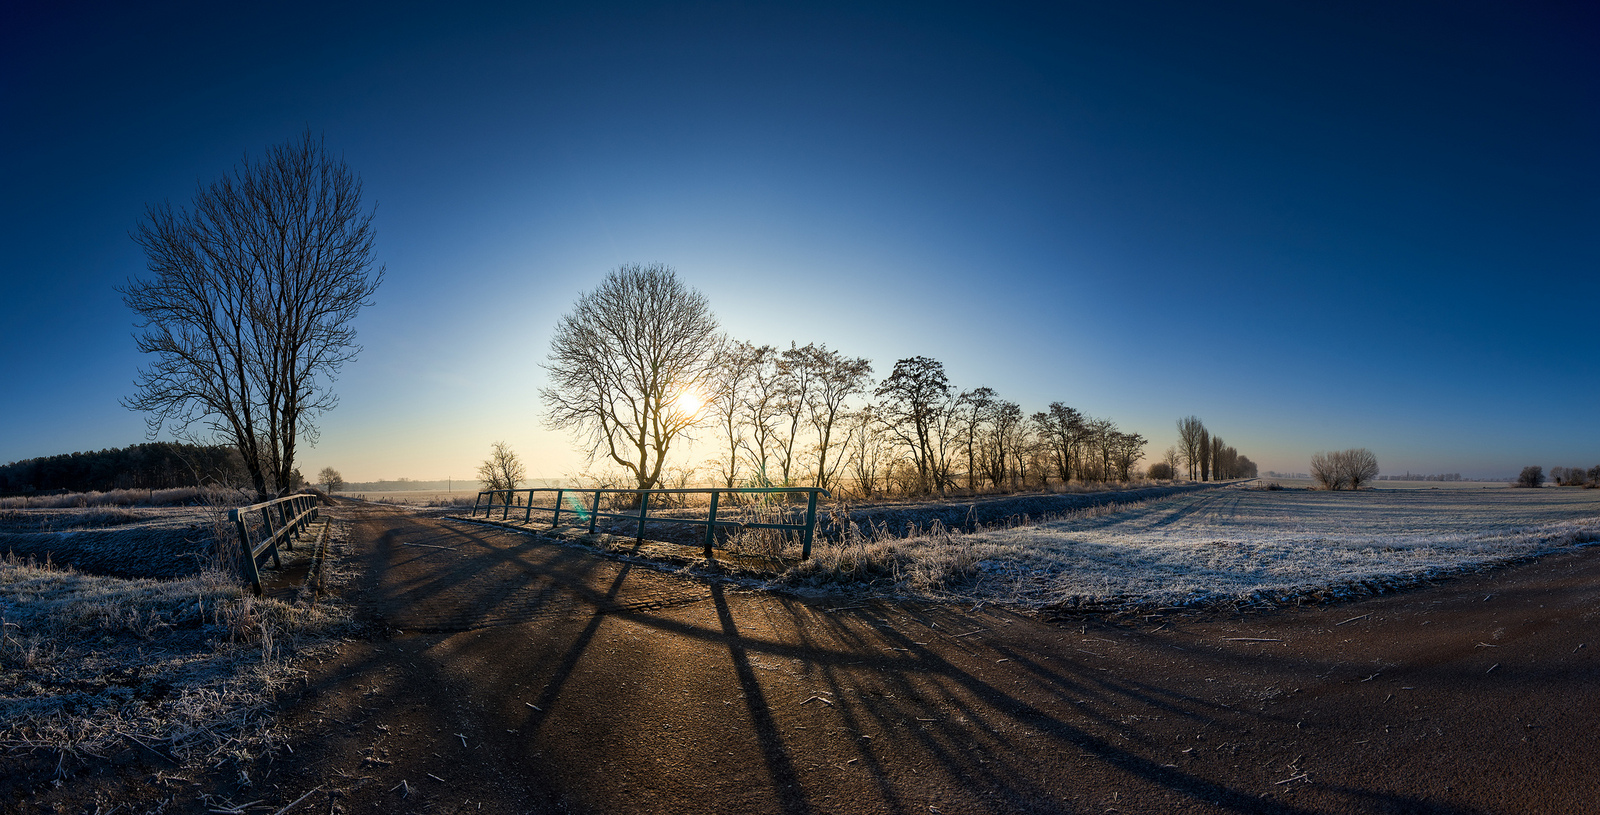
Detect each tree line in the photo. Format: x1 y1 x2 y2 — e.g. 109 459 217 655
1171 416 1258 482
0 443 247 496
1517 466 1600 488
540 264 1258 497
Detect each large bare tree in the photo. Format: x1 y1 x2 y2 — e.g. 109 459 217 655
122 131 383 500
541 264 720 490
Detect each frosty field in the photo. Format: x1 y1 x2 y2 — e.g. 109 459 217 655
947 484 1600 608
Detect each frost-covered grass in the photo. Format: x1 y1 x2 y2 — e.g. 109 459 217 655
786 484 1600 609
0 486 252 509
0 522 351 777
959 485 1600 608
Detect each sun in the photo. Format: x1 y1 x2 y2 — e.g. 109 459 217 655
670 387 704 417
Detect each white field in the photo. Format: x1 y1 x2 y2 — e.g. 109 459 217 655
957 483 1600 608
336 489 476 506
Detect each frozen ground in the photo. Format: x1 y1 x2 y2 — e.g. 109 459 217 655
947 483 1600 609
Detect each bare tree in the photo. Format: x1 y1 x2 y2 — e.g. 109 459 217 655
1516 465 1544 488
1339 448 1379 489
956 387 997 490
981 400 1024 488
1162 446 1182 481
478 441 526 493
843 406 890 498
706 339 759 488
773 342 820 486
1311 448 1378 490
1112 431 1147 480
541 264 720 490
802 346 873 491
317 466 344 494
1176 417 1205 481
1310 451 1346 490
874 356 953 493
738 344 783 486
122 131 384 500
1036 403 1084 484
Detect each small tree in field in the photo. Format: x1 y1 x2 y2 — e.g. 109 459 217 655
478 442 526 494
1147 461 1173 480
318 466 344 494
1339 448 1379 490
1516 466 1544 488
1310 452 1346 490
1311 449 1379 490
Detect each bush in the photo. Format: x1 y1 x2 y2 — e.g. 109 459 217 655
1146 462 1174 480
1310 449 1379 490
1516 466 1544 488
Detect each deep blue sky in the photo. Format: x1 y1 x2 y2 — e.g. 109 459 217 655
3 1 1596 481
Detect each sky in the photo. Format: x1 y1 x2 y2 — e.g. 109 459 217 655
3 0 1596 482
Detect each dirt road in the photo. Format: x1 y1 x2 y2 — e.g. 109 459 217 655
174 504 1600 813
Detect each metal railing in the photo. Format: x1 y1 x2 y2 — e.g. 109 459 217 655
230 494 320 594
468 486 830 559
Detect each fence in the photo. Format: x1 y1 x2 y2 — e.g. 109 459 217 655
230 493 320 594
469 486 830 559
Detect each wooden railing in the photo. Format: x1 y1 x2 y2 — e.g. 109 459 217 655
230 494 320 594
469 486 830 559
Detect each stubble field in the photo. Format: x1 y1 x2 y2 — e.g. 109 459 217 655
933 483 1600 609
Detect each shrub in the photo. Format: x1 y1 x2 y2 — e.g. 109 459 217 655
1146 462 1174 480
1516 466 1544 488
1310 449 1379 490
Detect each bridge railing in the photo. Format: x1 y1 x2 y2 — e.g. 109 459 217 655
468 486 830 559
230 493 320 594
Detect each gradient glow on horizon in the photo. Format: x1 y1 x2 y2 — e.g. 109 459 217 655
2 1 1596 483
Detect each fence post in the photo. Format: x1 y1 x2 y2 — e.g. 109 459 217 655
635 491 650 545
502 490 511 521
703 490 719 559
278 501 293 550
589 491 600 535
802 489 819 560
471 492 481 517
525 489 535 523
233 508 263 595
551 489 563 528
260 507 281 568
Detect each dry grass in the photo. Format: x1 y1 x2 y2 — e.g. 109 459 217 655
0 530 351 776
0 486 250 510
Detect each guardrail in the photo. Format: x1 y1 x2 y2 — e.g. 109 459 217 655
230 494 320 594
469 487 830 559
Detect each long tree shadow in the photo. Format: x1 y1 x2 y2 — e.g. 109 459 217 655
710 583 813 815
319 503 1527 814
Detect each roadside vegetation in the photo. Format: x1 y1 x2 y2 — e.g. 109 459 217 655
0 527 352 790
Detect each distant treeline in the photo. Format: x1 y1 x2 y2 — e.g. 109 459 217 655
1378 473 1464 482
0 443 247 496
